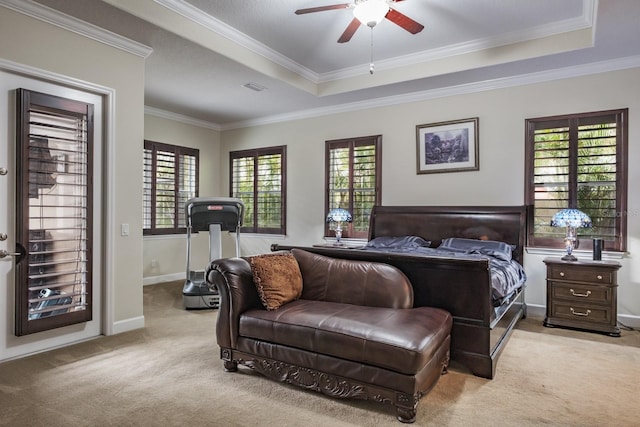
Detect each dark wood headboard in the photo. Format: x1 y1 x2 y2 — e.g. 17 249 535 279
368 205 527 264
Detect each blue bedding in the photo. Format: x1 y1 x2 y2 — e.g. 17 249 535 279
362 236 527 305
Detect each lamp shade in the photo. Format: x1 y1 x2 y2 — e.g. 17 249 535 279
353 0 389 27
550 208 592 228
326 208 353 223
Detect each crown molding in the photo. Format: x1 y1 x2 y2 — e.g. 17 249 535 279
146 55 639 132
155 0 597 86
154 0 318 82
221 54 640 130
144 106 222 131
0 0 152 58
320 1 596 82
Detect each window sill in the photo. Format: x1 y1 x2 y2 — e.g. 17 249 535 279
321 237 367 246
240 233 286 239
525 247 625 260
144 233 186 240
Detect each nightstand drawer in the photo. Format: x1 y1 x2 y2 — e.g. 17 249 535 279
550 282 611 304
547 265 614 284
550 302 613 325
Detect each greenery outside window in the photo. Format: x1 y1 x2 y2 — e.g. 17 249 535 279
325 135 382 239
525 109 628 252
143 140 199 235
230 146 286 235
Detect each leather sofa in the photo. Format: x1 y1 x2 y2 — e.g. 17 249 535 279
206 248 452 423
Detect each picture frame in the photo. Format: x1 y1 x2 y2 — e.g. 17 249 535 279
416 117 479 174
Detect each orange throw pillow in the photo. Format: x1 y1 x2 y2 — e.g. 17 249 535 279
248 252 303 310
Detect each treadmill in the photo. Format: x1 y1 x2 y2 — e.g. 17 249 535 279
183 197 244 309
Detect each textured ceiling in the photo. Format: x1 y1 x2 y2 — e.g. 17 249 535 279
185 0 586 74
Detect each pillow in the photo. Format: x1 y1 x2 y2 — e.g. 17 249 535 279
365 235 431 249
460 226 502 241
439 237 514 262
248 252 303 310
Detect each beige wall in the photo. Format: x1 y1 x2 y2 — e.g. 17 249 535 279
220 68 640 321
0 7 145 332
4 3 636 334
143 114 228 284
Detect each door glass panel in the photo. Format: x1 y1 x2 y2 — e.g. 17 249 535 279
16 89 93 336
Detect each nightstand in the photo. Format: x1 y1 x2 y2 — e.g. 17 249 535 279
543 257 621 336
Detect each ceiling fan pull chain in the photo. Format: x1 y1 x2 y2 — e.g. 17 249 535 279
369 26 375 74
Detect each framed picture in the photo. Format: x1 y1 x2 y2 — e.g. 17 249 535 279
416 117 479 174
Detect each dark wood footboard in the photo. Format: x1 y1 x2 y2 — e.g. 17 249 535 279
450 287 526 378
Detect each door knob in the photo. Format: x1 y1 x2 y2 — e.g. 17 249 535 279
1 244 26 263
0 167 7 175
0 233 7 241
0 249 21 258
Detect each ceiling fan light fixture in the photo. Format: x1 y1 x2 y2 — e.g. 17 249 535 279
353 0 389 28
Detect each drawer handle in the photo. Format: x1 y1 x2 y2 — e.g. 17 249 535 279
559 271 565 277
570 308 591 317
570 289 591 298
596 275 603 280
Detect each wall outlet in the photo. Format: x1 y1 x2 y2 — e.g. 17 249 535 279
151 259 158 268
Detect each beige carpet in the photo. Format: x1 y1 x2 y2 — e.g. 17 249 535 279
1 281 639 427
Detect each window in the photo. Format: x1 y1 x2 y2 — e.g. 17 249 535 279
143 140 198 235
325 135 382 239
230 146 286 235
525 109 628 252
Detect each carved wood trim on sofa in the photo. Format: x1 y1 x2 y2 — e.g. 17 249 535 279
221 348 449 423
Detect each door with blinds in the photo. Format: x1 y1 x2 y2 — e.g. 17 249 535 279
14 89 94 336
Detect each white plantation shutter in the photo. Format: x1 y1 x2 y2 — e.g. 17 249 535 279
155 148 176 229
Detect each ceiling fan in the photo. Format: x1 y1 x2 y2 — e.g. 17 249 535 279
295 0 424 43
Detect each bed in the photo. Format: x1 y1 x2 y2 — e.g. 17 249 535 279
271 205 528 379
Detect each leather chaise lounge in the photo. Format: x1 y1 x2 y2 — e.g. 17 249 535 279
206 248 452 423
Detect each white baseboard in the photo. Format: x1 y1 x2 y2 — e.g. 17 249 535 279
525 304 545 318
618 314 640 329
143 272 184 286
109 315 145 335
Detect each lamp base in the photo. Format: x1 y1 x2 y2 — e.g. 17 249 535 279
561 254 578 261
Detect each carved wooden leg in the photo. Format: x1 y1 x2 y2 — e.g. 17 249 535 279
396 406 417 423
441 353 450 374
396 392 419 424
223 360 238 372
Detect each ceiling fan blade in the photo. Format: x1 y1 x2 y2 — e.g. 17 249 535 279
338 17 361 43
295 4 351 15
385 8 424 34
